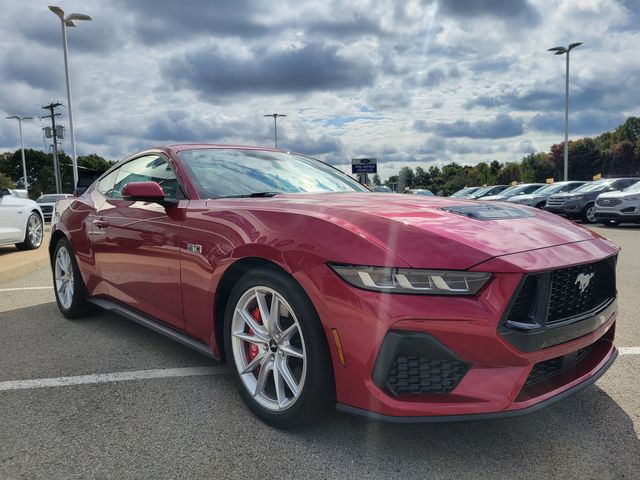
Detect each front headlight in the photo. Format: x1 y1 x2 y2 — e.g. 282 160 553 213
571 195 585 201
623 195 640 201
329 264 491 295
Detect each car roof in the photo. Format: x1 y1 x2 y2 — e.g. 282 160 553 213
162 144 283 154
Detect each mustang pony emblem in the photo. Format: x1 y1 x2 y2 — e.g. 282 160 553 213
575 272 595 293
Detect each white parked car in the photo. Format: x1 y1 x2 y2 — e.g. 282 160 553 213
0 188 44 249
594 180 640 225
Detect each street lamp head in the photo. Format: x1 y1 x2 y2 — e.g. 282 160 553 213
67 13 92 22
48 5 64 19
6 115 20 120
65 20 76 27
548 46 568 55
568 42 582 51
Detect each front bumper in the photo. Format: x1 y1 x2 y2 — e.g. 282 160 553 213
595 211 640 223
295 238 619 420
546 200 588 217
338 344 617 422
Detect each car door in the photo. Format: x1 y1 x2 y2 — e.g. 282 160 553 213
92 154 186 330
0 189 21 242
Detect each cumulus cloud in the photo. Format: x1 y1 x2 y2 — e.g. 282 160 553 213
164 42 377 99
423 114 524 139
0 0 637 181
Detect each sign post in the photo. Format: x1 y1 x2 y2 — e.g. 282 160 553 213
352 158 377 185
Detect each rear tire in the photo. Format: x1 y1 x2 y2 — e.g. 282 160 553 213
52 238 94 319
224 268 335 429
15 212 43 250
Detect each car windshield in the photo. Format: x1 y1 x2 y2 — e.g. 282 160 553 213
572 180 614 193
451 187 478 197
37 195 67 203
623 180 640 193
533 183 568 195
493 186 517 196
178 149 368 198
470 186 493 197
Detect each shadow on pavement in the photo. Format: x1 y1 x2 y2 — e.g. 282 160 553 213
1 301 638 479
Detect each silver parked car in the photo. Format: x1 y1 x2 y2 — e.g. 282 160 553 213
594 180 640 225
36 193 73 220
508 181 586 208
481 183 545 201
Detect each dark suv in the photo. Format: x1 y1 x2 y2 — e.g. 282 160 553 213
545 178 639 223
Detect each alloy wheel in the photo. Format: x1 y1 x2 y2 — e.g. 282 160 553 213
28 214 43 247
54 246 75 309
231 286 307 412
586 206 596 222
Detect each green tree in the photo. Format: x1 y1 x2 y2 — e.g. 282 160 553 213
385 175 399 191
0 172 14 188
398 166 415 191
520 152 554 182
497 162 521 185
372 174 381 186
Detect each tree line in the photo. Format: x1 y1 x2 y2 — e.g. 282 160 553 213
375 117 640 195
0 150 113 198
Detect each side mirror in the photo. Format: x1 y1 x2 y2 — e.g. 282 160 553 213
121 181 177 207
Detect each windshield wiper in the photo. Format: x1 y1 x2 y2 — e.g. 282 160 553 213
220 191 280 198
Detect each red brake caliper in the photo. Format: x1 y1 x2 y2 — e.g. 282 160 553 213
247 307 262 362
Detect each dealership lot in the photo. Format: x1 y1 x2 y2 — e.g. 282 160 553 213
0 226 638 479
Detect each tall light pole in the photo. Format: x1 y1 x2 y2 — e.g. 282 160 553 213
548 42 582 181
49 5 92 191
263 113 287 148
6 115 34 194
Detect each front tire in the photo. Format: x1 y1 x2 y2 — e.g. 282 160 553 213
15 212 43 250
582 203 596 223
52 238 93 319
224 268 334 428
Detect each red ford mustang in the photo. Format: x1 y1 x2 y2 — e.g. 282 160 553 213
50 144 619 428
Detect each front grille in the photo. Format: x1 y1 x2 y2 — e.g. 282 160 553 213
525 345 594 386
546 196 567 207
387 356 468 395
40 205 53 213
504 257 616 329
596 198 622 207
548 260 615 323
525 356 563 385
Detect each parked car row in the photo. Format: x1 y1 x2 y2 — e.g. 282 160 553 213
450 177 640 225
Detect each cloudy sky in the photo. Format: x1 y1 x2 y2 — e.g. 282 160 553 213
0 0 638 179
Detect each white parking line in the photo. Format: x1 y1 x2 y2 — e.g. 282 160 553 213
0 286 53 292
619 347 640 355
0 366 226 392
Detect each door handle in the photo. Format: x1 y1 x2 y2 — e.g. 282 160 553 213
93 219 109 229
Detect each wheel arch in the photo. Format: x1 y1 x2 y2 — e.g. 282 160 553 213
49 229 69 265
213 256 330 363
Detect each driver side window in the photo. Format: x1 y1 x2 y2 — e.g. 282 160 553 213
112 155 180 199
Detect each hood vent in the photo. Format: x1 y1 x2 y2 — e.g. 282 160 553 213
440 204 535 220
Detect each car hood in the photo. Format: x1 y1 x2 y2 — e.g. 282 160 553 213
219 193 602 270
480 195 506 201
597 190 635 199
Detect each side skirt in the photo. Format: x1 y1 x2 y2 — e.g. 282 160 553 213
88 297 218 360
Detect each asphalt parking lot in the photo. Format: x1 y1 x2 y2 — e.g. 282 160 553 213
1 225 638 479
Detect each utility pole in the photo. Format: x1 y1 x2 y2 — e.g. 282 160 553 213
41 102 63 194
